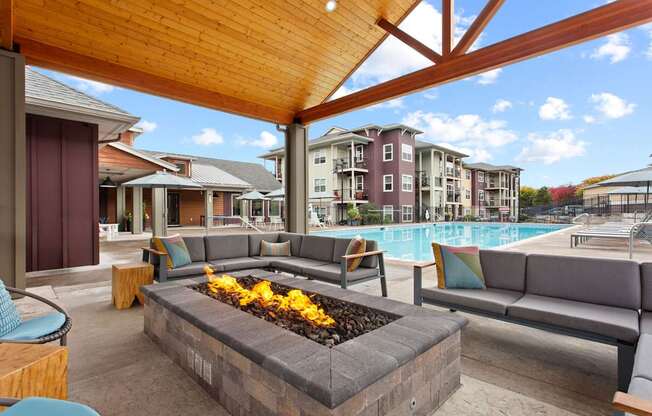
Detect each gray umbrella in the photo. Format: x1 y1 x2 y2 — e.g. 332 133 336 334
122 171 202 188
236 191 269 201
598 167 652 210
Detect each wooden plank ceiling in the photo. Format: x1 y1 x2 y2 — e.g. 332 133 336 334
3 0 652 125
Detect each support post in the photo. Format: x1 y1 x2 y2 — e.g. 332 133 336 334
204 189 213 229
151 187 167 237
131 187 143 234
284 123 309 234
116 186 126 227
0 49 25 289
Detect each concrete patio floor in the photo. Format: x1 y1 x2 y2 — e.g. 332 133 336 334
19 225 645 416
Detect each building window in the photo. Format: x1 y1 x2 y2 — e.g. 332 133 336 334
383 144 393 161
401 143 413 162
464 208 471 216
355 175 364 191
479 190 485 201
465 169 471 180
314 178 326 193
478 171 485 182
270 200 281 217
383 175 393 192
402 205 413 222
355 145 364 162
383 205 393 222
231 194 241 216
466 189 471 200
252 200 264 217
313 150 326 165
402 175 413 192
479 208 486 218
175 162 187 176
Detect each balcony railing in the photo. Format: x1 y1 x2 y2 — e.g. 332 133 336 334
334 188 368 202
333 157 368 171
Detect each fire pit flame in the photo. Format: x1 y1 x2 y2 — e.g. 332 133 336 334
204 266 335 327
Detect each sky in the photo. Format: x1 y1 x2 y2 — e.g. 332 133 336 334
36 0 652 188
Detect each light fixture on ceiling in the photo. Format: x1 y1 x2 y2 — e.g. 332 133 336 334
325 0 337 12
100 176 117 188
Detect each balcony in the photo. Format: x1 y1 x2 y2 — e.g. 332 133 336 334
486 181 509 189
333 157 368 172
446 191 461 203
334 188 368 202
486 199 511 208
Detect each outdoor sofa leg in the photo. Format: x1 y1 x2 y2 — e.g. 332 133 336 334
378 253 387 297
617 340 636 392
340 261 348 290
413 264 422 306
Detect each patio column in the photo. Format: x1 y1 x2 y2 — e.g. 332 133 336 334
131 187 143 234
0 50 26 289
204 189 213 229
284 123 308 234
116 186 126 226
151 187 167 237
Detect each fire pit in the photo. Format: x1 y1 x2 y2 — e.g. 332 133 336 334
142 270 466 416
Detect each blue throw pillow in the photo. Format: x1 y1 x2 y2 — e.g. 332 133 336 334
0 280 21 336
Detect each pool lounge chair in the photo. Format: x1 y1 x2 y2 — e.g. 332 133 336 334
571 222 652 259
309 212 325 228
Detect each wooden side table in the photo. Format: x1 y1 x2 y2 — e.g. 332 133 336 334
112 262 154 310
0 344 68 404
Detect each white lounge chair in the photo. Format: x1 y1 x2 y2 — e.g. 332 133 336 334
309 212 325 228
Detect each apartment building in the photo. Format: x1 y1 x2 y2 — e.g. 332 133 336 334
464 162 521 220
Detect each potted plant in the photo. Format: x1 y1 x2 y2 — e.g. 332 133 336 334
346 204 361 226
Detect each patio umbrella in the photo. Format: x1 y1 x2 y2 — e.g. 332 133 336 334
598 167 652 211
236 191 269 218
265 188 284 200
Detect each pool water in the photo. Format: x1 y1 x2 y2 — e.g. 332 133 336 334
313 222 569 261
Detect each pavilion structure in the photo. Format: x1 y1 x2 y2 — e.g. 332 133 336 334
0 0 651 291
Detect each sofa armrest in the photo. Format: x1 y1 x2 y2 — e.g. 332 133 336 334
414 261 436 270
613 391 652 416
141 247 169 282
413 261 436 306
341 250 385 260
141 247 166 257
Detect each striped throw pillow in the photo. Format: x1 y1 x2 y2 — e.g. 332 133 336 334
432 243 485 289
260 240 291 257
152 235 192 269
345 237 366 272
0 280 21 337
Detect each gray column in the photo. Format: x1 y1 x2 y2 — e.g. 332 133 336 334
204 189 213 229
132 187 143 234
284 123 309 234
151 187 167 237
116 186 126 227
0 50 25 289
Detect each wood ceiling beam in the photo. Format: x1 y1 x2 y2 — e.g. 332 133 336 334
442 0 454 58
296 0 652 124
0 0 13 51
16 37 295 125
452 0 504 57
376 17 442 64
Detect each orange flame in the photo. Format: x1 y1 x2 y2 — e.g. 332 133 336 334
204 266 335 327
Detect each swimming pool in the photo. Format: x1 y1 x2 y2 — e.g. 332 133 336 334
313 222 569 261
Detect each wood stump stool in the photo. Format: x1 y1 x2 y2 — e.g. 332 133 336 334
112 263 154 309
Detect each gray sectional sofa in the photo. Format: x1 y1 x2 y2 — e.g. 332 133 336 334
142 232 387 296
413 250 646 396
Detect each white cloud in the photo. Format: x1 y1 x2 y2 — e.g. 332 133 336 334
644 24 652 59
329 85 359 100
591 33 630 63
422 89 439 100
492 99 512 113
238 131 279 148
368 98 404 110
64 75 115 95
582 115 596 124
476 68 502 85
590 92 635 119
538 97 572 120
136 120 157 133
516 129 587 165
192 128 224 146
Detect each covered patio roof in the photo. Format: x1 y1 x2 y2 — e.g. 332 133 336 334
3 0 651 125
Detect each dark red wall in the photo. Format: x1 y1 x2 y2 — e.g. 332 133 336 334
26 114 99 272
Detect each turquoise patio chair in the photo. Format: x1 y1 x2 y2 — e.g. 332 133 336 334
0 397 100 416
0 286 72 346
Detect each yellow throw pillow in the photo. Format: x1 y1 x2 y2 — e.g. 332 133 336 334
345 236 366 272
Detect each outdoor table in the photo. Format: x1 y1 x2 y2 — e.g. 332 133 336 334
112 263 154 310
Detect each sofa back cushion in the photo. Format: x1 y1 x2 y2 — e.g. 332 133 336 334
278 232 303 257
526 254 641 310
360 240 379 268
480 250 527 292
249 233 279 256
205 235 249 260
183 236 206 262
299 235 335 262
641 263 652 311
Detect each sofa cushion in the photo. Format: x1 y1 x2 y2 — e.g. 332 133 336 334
507 294 639 343
167 262 211 278
628 376 652 399
183 236 206 262
642 263 652 311
301 264 378 283
278 232 303 257
209 257 269 272
480 250 527 292
299 235 335 262
205 235 249 260
633 334 652 380
360 240 379 269
421 287 523 315
525 254 641 310
260 241 291 257
248 233 279 256
641 311 652 335
270 258 331 275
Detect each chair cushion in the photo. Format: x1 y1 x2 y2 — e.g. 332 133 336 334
344 237 366 272
299 235 335 262
642 263 652 311
278 233 303 257
628 377 652 399
633 334 652 380
525 254 640 309
152 235 192 269
183 236 206 262
479 250 527 292
301 264 378 283
0 280 20 337
270 258 331 274
360 240 379 269
260 241 291 257
421 287 523 316
205 235 249 260
507 294 639 342
249 233 279 256
1 312 66 341
209 257 269 272
3 397 100 416
433 243 485 289
641 311 652 335
167 262 211 278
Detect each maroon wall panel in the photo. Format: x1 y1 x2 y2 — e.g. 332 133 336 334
26 114 99 272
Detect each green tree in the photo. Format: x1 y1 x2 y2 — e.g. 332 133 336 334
533 187 552 206
519 186 537 208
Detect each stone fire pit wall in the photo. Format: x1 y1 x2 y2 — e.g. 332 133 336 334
142 271 466 416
